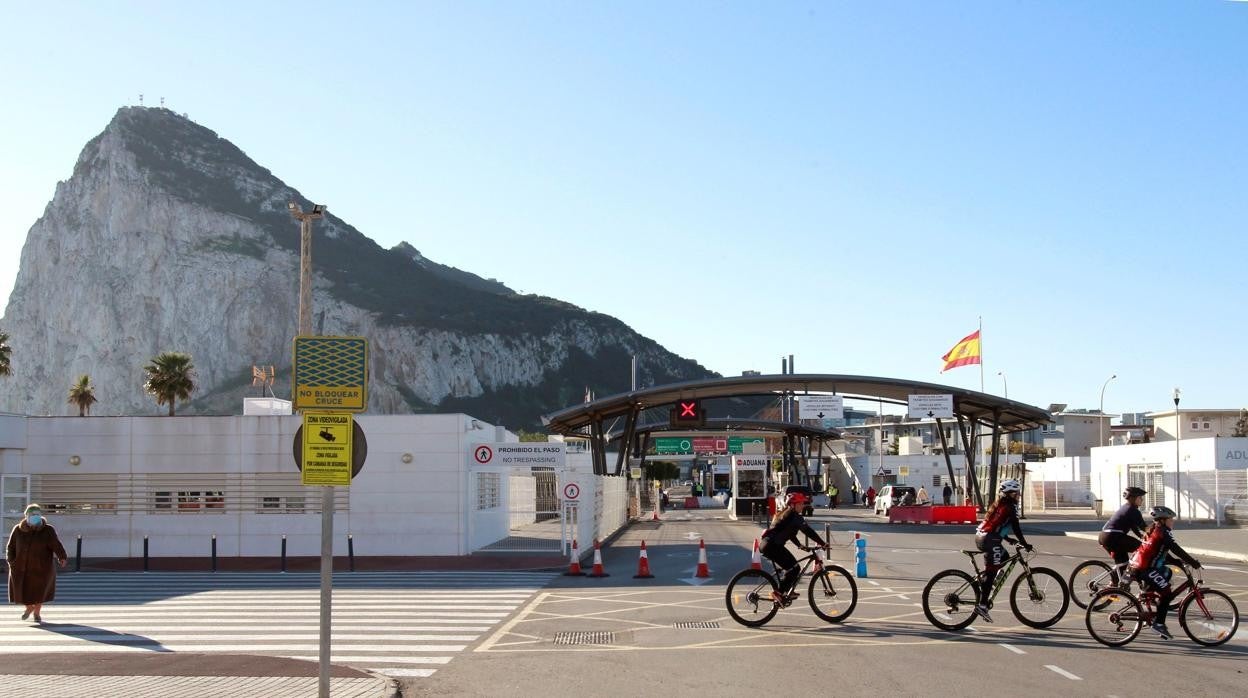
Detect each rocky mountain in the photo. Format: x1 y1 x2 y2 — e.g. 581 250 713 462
0 107 717 428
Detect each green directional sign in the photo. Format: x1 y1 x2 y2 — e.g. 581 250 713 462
653 436 766 455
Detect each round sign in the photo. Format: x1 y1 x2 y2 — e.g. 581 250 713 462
474 445 493 464
563 483 581 500
292 422 368 478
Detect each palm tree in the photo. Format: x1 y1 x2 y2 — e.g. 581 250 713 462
143 351 196 416
0 330 11 377
68 374 98 416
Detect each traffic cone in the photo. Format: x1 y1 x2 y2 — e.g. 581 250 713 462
750 539 762 570
651 501 661 521
695 538 711 578
588 538 610 577
564 538 584 576
633 540 654 579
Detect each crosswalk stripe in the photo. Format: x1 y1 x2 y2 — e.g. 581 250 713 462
2 571 556 681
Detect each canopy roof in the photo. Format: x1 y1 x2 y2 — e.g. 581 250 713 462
611 417 843 442
544 373 1051 435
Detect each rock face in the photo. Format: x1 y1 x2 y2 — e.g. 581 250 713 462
0 107 713 427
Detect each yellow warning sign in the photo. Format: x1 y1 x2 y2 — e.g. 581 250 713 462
302 413 353 486
292 336 369 412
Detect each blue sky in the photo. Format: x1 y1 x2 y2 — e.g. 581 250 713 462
2 1 1246 419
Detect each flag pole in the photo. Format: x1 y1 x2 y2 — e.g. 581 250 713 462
978 316 984 392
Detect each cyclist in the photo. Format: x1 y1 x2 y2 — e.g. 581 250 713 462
972 478 1033 622
1099 487 1147 565
760 491 826 605
1128 505 1202 640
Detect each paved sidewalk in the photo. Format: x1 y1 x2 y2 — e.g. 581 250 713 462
1 653 396 698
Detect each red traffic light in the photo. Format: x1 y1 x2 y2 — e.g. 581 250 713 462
670 399 705 427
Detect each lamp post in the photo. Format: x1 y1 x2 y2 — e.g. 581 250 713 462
1173 387 1182 520
290 200 330 698
1098 374 1117 448
997 372 1008 457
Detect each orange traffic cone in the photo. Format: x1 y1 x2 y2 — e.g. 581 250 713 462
633 540 654 579
564 539 584 576
652 502 661 521
750 538 762 570
695 538 711 578
588 538 610 578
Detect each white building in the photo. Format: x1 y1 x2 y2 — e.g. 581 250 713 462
1089 436 1248 522
0 413 627 558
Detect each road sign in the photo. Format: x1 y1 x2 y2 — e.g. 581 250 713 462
907 393 954 419
630 467 642 479
798 395 844 420
292 336 369 411
654 436 765 455
300 413 353 486
469 443 566 468
563 483 581 500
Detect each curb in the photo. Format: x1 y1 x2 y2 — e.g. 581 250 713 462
1063 531 1248 563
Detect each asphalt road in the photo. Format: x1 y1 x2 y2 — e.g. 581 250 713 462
399 510 1248 697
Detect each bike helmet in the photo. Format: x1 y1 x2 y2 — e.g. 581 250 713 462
787 492 810 507
999 478 1022 494
1123 486 1147 499
1149 505 1176 520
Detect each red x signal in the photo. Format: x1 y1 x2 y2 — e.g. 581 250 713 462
670 399 705 427
680 402 697 417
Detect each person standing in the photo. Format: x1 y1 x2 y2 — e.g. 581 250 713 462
828 483 839 509
942 483 953 506
850 483 859 505
917 485 931 505
7 503 68 623
865 486 876 508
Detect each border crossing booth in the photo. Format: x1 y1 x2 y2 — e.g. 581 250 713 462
712 461 731 496
731 455 768 517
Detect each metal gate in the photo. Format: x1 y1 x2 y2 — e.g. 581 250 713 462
469 466 567 553
1127 463 1165 512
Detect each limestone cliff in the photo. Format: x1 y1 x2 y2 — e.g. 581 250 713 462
0 107 713 427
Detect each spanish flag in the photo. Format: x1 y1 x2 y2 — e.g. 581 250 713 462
941 330 981 372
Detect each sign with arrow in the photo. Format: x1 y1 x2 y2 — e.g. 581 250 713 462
907 393 954 419
798 395 844 420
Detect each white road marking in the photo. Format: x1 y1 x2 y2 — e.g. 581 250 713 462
999 643 1025 654
376 668 438 678
867 580 880 586
1045 665 1082 680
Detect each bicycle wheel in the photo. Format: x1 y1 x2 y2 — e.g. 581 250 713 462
1085 588 1143 647
1010 566 1069 628
725 569 780 627
922 569 979 631
1069 560 1115 610
808 565 858 623
1179 589 1240 647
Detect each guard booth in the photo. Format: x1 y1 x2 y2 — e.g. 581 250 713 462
731 455 768 517
712 461 731 496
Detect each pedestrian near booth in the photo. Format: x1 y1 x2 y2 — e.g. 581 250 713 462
942 484 953 505
828 483 839 508
865 486 876 508
850 483 859 505
917 485 931 505
6 503 68 623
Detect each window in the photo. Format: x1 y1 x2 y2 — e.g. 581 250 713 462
477 472 501 510
205 491 225 509
154 491 173 510
932 475 942 487
177 491 201 510
261 497 281 512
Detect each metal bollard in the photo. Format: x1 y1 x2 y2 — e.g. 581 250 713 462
143 536 149 572
855 533 868 578
211 534 218 573
348 534 355 572
280 535 287 573
75 535 82 573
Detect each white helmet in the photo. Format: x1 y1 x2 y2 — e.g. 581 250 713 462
999 478 1022 494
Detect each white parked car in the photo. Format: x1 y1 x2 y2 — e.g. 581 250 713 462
874 485 917 515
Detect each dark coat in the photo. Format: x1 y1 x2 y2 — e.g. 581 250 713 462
7 521 68 605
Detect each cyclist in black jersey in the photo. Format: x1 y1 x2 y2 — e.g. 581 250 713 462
760 491 826 604
1099 487 1147 565
972 478 1032 622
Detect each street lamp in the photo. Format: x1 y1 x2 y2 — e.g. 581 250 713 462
1173 387 1182 519
289 200 329 698
1098 374 1117 447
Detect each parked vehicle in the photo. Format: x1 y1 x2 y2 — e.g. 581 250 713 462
873 485 917 515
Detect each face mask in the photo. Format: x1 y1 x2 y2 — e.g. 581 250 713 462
27 514 42 526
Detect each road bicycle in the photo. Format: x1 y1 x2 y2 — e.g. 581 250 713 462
1084 562 1239 647
1069 557 1128 609
725 544 858 627
922 542 1069 631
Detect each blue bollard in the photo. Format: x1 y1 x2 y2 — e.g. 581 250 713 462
855 537 868 578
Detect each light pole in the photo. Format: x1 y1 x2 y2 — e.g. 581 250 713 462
997 371 1008 457
290 200 329 698
1098 374 1117 447
1173 387 1182 519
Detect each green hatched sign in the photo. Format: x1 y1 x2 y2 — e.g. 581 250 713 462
653 436 765 455
292 336 369 411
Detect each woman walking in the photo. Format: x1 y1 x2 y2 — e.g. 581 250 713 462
7 503 68 623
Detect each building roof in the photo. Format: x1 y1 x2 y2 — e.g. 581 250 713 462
543 373 1051 435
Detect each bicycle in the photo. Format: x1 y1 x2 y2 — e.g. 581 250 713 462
1069 557 1128 610
1084 562 1239 647
725 544 858 627
922 542 1070 630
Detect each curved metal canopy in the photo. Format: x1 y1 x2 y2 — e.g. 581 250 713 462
544 373 1051 434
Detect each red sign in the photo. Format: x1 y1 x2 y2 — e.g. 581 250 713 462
692 437 729 453
474 446 493 464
